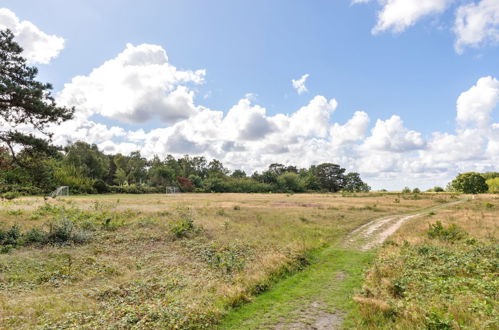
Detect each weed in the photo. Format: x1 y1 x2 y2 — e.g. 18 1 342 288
233 205 241 211
170 212 194 238
7 209 23 216
427 221 467 242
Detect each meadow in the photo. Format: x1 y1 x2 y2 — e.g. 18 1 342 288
0 192 496 329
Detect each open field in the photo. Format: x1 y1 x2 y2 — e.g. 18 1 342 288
356 194 499 329
0 192 493 329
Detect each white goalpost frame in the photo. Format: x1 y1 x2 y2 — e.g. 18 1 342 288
50 186 69 198
165 186 180 194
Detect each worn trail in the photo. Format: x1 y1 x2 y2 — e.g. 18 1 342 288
220 200 464 329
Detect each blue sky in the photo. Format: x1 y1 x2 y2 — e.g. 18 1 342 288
1 0 499 189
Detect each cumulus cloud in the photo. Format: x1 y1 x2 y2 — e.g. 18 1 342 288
291 74 310 95
330 111 370 146
49 40 499 189
57 43 205 124
456 76 499 127
362 115 425 152
371 0 452 34
0 8 64 64
454 0 499 53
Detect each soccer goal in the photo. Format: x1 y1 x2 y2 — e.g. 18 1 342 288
50 186 69 198
166 186 180 194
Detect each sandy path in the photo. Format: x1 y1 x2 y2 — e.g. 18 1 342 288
271 200 464 330
344 199 464 251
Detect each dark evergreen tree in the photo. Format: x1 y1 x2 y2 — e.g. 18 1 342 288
0 29 74 164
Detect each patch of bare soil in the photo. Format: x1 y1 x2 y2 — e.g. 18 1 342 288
275 302 344 330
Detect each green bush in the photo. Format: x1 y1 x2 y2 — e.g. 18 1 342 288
427 221 467 242
0 225 21 246
2 191 20 200
170 213 194 238
45 218 93 245
486 178 499 193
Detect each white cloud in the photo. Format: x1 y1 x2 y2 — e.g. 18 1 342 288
0 8 64 64
330 111 370 146
372 0 452 34
454 0 499 53
456 76 499 127
57 43 205 124
291 74 310 95
49 41 499 190
362 115 425 152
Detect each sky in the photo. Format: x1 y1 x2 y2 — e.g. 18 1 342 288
1 0 499 190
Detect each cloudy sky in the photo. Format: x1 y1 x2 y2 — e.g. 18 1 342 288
1 0 499 189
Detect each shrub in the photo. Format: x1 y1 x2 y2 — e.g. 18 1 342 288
401 187 411 193
170 213 194 238
427 221 467 242
45 218 93 245
451 172 488 194
93 179 109 193
412 188 421 193
2 191 20 200
433 186 444 192
486 177 499 193
0 225 21 246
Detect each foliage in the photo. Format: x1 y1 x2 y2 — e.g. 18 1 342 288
451 172 488 194
427 221 467 242
357 240 498 329
169 211 195 238
0 29 73 164
1 140 369 195
486 177 499 193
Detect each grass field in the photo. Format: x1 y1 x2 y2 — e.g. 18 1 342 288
355 194 498 329
0 192 495 328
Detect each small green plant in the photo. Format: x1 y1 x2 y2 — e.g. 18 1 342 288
217 208 226 216
484 202 494 209
2 191 20 200
233 205 241 211
393 198 400 203
427 221 467 242
170 213 194 238
7 209 23 216
0 225 21 247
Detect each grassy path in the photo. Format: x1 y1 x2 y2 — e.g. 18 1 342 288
219 200 464 329
218 247 374 329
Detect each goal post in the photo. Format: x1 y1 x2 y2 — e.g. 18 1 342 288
165 186 180 194
50 186 69 198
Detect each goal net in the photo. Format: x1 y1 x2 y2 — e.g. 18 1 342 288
50 186 69 198
166 186 180 194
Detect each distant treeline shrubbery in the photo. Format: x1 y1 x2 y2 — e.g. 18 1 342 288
448 172 499 194
0 141 370 196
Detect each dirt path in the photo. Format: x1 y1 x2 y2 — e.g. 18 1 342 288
271 200 465 330
344 199 464 251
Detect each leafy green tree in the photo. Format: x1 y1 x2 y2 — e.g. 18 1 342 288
231 169 247 178
207 159 229 177
0 29 73 164
114 168 127 186
277 172 304 192
127 151 147 184
64 142 109 180
343 172 370 192
315 163 346 192
451 172 488 194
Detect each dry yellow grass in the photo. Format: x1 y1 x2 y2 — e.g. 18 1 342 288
356 194 498 329
0 192 459 328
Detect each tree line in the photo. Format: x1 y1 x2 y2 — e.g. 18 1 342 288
0 141 370 195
